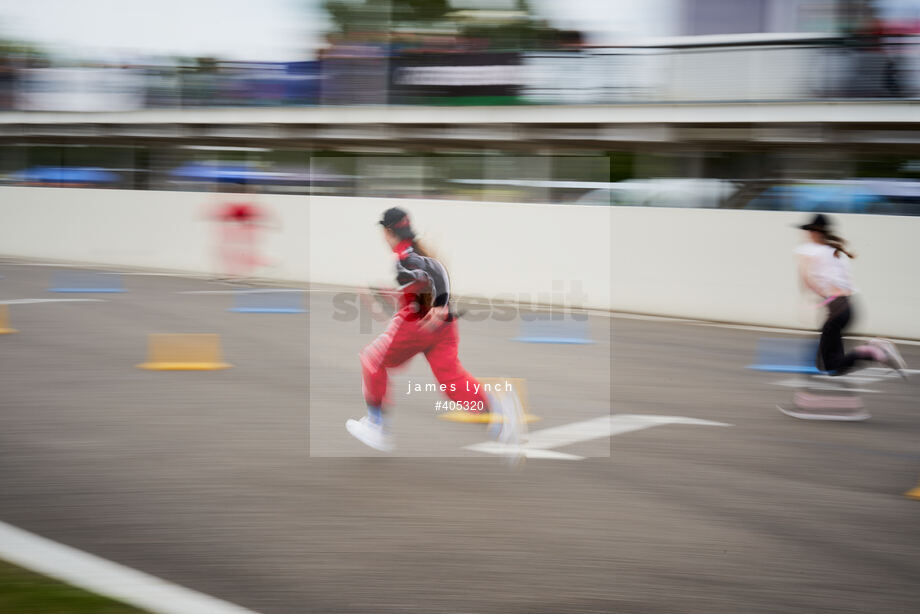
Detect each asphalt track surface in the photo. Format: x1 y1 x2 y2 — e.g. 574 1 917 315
1 262 919 614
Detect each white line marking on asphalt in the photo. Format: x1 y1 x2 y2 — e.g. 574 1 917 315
771 378 881 394
178 289 304 295
612 314 920 345
2 263 92 267
1 263 194 276
464 414 732 460
115 272 206 277
814 367 920 384
0 298 106 305
5 263 919 344
308 289 920 345
0 520 264 614
463 443 586 460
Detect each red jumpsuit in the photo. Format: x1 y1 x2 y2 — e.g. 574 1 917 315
360 241 486 409
214 202 265 278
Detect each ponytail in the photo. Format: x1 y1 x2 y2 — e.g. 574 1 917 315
411 238 434 260
822 232 856 260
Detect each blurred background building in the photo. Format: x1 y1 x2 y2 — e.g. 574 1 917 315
0 0 919 215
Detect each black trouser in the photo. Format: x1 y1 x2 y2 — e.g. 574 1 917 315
817 296 865 375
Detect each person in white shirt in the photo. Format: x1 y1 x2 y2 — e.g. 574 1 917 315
795 214 906 375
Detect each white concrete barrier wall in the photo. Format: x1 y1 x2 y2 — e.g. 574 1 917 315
307 195 612 310
0 187 917 338
611 207 919 338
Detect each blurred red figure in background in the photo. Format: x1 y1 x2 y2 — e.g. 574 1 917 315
207 180 275 280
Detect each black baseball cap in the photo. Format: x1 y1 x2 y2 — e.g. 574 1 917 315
378 207 415 239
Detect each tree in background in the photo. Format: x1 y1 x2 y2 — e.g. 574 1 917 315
322 0 567 50
0 28 51 109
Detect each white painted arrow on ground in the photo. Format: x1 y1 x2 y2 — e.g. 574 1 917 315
464 414 732 461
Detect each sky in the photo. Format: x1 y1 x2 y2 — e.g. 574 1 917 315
0 0 325 61
0 0 675 62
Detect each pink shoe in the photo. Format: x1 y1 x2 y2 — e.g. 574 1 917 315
869 338 907 377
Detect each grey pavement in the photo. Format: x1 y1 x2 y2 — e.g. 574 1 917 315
0 262 918 614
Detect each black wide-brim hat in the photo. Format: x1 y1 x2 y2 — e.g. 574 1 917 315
797 213 831 232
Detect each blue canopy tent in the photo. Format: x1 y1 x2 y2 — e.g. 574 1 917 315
169 163 275 184
11 166 120 184
744 183 883 214
169 162 349 186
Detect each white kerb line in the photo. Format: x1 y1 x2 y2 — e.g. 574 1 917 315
0 520 264 614
0 298 106 305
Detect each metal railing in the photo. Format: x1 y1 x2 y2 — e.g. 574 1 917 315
1 35 918 111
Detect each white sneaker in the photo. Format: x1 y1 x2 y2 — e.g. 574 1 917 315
345 416 393 452
869 338 907 374
487 392 526 448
